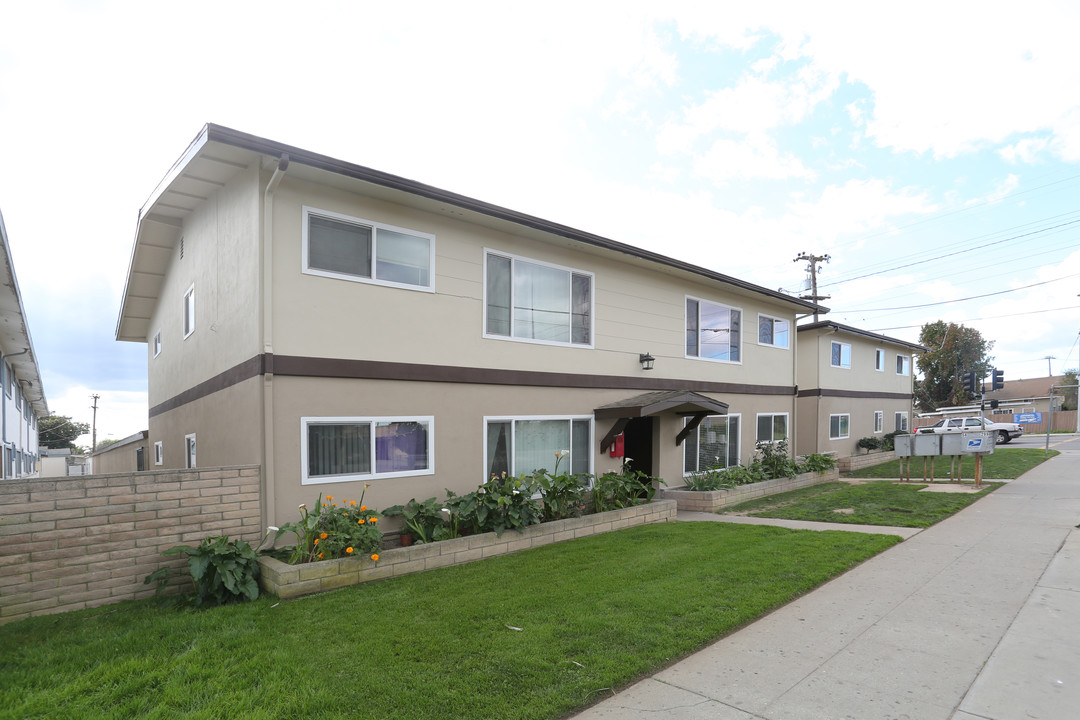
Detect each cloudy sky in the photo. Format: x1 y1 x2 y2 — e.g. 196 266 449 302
2 0 1079 445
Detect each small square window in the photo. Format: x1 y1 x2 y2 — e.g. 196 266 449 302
875 349 885 371
874 411 883 434
896 355 910 375
755 413 788 444
831 342 851 369
154 441 163 465
758 315 790 349
830 414 850 440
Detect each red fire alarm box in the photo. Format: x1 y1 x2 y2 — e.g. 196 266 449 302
609 433 624 458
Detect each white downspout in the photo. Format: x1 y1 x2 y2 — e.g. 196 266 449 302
261 154 289 529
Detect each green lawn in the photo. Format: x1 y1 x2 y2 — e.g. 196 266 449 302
848 448 1058 479
722 480 1002 528
0 523 899 720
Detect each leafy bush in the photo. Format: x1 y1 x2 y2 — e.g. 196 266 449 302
442 474 543 537
797 453 838 472
272 487 381 563
382 496 444 544
591 465 664 512
147 535 260 607
532 451 588 521
753 440 800 479
683 464 767 491
882 431 904 451
856 436 883 453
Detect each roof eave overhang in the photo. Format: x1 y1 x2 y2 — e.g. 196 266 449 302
0 209 49 417
797 320 929 353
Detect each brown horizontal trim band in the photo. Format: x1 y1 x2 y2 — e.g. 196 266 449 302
149 355 264 418
270 355 795 396
150 353 795 417
798 388 914 400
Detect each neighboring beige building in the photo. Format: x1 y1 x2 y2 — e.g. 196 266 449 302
116 124 825 527
796 321 926 457
0 207 48 478
89 430 149 474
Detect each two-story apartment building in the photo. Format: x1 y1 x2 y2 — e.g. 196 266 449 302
796 321 926 456
0 208 48 478
116 125 826 527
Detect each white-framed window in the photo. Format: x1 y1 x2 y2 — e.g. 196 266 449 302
184 433 197 468
302 416 434 485
755 413 788 444
829 414 850 440
4 364 11 397
154 441 163 466
484 251 593 347
153 331 162 358
894 412 909 432
14 386 20 410
874 410 884 434
683 414 741 475
302 206 435 291
484 415 591 480
830 342 851 369
686 297 742 363
896 355 910 375
875 349 885 372
183 284 195 339
757 314 789 349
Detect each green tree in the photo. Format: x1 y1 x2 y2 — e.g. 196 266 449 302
1062 369 1078 411
915 321 994 412
38 415 90 450
94 438 120 452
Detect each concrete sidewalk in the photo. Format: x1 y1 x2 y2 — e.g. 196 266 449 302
574 440 1080 720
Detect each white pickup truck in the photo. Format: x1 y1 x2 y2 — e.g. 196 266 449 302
916 416 1023 444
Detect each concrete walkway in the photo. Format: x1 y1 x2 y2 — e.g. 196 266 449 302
574 438 1080 720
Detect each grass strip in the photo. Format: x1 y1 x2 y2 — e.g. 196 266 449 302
848 448 1057 479
0 523 898 720
723 480 1002 528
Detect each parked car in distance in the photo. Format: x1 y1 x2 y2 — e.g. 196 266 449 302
915 417 1022 444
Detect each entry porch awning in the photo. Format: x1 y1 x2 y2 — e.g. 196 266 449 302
594 390 729 453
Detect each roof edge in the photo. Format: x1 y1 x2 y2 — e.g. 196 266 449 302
797 320 928 353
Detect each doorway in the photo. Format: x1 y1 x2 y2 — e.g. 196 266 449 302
622 417 655 477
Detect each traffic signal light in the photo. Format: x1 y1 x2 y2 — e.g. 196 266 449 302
962 370 977 395
992 368 1004 391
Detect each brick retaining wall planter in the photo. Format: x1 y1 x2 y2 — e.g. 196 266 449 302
259 499 677 600
837 450 894 473
657 469 840 513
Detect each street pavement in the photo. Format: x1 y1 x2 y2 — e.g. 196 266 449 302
573 436 1080 720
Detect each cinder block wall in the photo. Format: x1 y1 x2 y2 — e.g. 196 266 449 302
0 466 262 625
837 452 895 473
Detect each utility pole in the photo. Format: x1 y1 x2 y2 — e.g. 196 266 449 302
90 394 99 452
793 252 831 321
1043 355 1056 377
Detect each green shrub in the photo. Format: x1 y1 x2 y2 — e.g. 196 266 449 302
147 535 260 607
882 431 905 451
797 453 838 472
382 496 444 544
683 464 768 491
592 465 664 512
271 488 382 563
856 436 883 453
753 440 800 479
532 451 588 521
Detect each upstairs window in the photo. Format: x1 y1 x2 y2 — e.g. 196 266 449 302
831 342 851 369
153 331 162 358
183 284 195 339
484 252 592 346
303 207 434 290
758 314 789 349
896 355 911 375
687 298 741 362
875 349 885 371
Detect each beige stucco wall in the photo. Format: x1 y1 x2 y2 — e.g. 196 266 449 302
264 375 795 527
91 441 145 475
148 376 263 471
145 164 262 407
805 396 913 457
798 327 915 394
267 176 799 389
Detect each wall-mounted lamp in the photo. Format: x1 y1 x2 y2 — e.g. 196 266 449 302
639 352 655 371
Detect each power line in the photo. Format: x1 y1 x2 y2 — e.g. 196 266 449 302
832 272 1080 313
818 218 1080 289
869 304 1080 331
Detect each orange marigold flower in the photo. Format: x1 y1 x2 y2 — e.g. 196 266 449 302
346 547 354 554
370 517 378 523
313 538 319 545
350 501 357 506
360 505 367 511
370 554 379 562
326 496 334 501
318 553 324 559
320 533 328 540
358 518 365 524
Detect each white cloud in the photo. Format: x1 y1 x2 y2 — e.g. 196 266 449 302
694 134 816 183
999 138 1052 164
